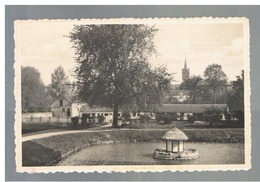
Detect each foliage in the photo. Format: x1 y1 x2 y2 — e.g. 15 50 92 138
21 66 49 112
187 114 196 123
68 24 172 127
48 66 69 99
156 113 177 124
227 70 244 124
122 112 131 121
139 114 150 123
204 64 227 103
97 115 105 123
71 116 79 126
81 114 89 125
177 113 184 121
204 106 222 125
181 75 203 103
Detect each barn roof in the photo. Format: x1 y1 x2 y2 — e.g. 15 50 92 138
50 94 77 107
79 105 113 113
157 104 227 113
162 127 188 141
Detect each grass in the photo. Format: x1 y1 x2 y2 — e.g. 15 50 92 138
22 141 62 166
22 122 110 134
23 128 244 166
121 120 244 129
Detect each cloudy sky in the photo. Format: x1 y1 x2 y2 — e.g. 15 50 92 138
16 19 245 85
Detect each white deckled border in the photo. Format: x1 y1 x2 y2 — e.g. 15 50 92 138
14 17 251 173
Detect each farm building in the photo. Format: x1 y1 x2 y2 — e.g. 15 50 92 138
50 94 75 118
71 103 156 123
157 104 228 120
78 104 116 123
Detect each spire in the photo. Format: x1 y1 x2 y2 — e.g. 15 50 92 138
184 53 187 69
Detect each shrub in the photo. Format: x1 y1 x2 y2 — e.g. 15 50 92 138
187 114 195 123
71 116 79 126
122 112 131 121
156 113 164 122
97 115 105 123
156 113 177 124
81 114 89 125
204 107 222 125
139 114 150 123
225 113 232 121
178 113 184 121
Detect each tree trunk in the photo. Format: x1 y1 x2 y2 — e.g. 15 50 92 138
112 103 119 128
213 90 216 104
192 90 196 104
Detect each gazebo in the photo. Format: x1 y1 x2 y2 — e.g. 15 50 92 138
153 127 199 160
162 127 188 153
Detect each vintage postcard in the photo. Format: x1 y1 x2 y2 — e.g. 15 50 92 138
14 17 251 173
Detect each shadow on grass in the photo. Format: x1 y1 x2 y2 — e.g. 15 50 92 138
22 141 61 166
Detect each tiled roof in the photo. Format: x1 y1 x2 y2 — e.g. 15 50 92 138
162 127 188 141
79 104 113 112
157 104 227 113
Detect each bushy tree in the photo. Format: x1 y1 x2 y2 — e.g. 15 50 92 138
227 70 244 124
204 106 222 125
181 75 203 103
68 24 172 127
48 66 69 98
21 66 48 112
204 64 227 103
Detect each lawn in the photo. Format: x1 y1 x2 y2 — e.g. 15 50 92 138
120 120 244 129
22 122 110 134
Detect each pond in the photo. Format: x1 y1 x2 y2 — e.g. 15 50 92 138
57 142 244 166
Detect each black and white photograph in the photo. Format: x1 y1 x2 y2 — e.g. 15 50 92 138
14 18 250 173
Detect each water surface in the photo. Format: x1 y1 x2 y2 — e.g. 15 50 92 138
58 142 244 166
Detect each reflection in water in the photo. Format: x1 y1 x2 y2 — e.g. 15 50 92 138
58 142 244 166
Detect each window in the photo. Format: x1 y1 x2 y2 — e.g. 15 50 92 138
60 100 63 106
62 108 65 112
133 112 136 117
105 113 108 116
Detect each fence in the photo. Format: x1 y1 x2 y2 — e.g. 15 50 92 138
22 116 71 124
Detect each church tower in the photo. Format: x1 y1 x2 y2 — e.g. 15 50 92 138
182 54 190 82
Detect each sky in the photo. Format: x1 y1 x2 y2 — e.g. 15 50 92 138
15 19 245 85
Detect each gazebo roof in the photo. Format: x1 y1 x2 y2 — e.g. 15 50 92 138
162 127 188 141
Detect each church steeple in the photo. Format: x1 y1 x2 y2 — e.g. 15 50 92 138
184 53 187 69
182 53 190 82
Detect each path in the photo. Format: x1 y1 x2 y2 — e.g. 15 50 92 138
22 127 242 142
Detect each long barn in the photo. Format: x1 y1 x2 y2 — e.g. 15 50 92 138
157 104 228 114
157 104 228 120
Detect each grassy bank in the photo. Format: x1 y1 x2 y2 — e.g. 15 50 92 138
121 120 244 129
22 128 244 166
22 122 109 134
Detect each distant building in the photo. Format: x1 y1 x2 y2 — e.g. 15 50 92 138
157 104 228 120
164 89 190 104
50 94 75 118
182 58 190 82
